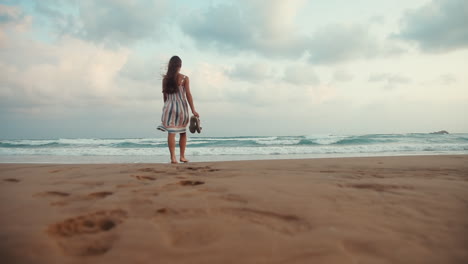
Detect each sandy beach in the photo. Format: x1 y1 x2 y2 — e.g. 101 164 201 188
1 155 467 264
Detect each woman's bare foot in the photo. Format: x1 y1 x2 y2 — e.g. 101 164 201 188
171 157 178 164
180 157 189 163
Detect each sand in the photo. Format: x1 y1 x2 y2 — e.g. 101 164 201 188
0 155 467 264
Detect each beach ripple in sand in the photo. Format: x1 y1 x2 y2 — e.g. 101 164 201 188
47 209 127 256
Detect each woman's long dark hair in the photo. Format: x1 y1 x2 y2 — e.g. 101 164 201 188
163 56 182 94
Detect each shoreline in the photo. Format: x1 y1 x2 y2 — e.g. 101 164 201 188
1 155 467 263
1 152 467 165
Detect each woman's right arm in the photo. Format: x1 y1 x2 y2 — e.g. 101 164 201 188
184 76 199 117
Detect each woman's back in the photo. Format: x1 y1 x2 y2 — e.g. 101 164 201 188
164 75 187 102
158 75 189 134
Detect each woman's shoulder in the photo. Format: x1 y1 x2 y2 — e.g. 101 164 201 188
179 74 189 84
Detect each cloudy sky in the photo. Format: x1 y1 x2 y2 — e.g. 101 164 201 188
1 0 467 139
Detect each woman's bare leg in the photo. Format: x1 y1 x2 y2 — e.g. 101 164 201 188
179 132 188 162
168 133 177 163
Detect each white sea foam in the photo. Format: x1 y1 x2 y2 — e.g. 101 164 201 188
1 133 467 163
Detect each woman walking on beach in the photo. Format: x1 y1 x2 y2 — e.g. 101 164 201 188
157 56 199 164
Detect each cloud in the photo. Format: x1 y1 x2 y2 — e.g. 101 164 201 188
0 4 31 33
183 62 327 108
180 4 250 52
283 65 320 85
227 63 273 82
421 73 458 86
0 5 22 24
397 0 468 52
180 2 402 64
307 24 400 64
369 73 411 89
180 0 308 58
332 69 354 82
0 4 22 24
186 62 231 103
34 0 168 46
118 54 166 82
0 30 132 116
438 74 457 85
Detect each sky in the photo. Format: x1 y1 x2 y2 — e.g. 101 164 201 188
0 0 467 139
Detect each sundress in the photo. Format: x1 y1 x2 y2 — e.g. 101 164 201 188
157 76 190 134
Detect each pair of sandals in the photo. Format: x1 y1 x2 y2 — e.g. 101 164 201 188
189 116 202 133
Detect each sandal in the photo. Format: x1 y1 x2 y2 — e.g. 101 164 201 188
196 117 202 133
189 116 198 133
189 116 202 134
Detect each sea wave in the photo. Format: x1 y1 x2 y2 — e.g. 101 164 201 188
1 133 467 158
0 142 67 148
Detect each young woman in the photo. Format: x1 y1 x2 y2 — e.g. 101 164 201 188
157 56 199 164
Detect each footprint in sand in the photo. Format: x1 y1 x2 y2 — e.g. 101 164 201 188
131 189 159 196
179 180 205 186
34 191 70 197
180 166 220 173
48 167 77 174
219 193 248 204
131 175 156 181
160 179 206 191
153 207 222 248
371 173 386 179
47 209 127 256
36 191 113 207
4 178 20 183
153 206 311 248
78 181 105 187
341 239 387 258
87 191 113 198
116 183 141 188
339 183 414 192
180 166 238 178
138 168 165 173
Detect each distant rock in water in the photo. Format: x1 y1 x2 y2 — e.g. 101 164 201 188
430 130 449 134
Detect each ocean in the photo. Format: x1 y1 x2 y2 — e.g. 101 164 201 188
1 133 467 164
